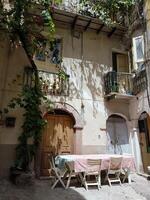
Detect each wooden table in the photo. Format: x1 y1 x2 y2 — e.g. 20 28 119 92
55 154 136 186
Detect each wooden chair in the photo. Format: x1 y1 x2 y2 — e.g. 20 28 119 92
48 155 66 189
106 157 123 186
82 159 102 190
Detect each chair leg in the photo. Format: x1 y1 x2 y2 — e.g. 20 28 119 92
97 174 101 190
123 170 131 184
108 178 111 187
51 172 65 189
66 172 73 189
116 172 121 186
84 177 88 190
104 170 108 183
51 180 57 189
128 173 131 184
82 173 88 190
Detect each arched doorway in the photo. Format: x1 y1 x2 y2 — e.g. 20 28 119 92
106 114 131 154
40 109 75 176
138 112 150 173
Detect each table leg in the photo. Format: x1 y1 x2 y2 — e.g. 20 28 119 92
123 169 131 184
128 171 131 184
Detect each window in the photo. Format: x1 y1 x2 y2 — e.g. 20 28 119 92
35 38 62 64
133 35 144 70
49 39 62 64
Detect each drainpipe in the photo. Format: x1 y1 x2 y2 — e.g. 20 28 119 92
80 32 84 121
144 0 150 108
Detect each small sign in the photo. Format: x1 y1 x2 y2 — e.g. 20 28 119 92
5 117 16 127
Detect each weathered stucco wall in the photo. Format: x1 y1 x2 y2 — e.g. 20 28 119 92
37 27 131 154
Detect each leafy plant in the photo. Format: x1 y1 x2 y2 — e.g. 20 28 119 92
79 0 143 26
6 72 53 171
0 0 61 171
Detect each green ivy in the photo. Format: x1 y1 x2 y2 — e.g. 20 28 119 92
5 71 53 171
15 85 46 170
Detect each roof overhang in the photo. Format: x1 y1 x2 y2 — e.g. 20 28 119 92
51 7 128 37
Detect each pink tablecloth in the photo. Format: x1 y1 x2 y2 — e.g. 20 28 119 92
56 154 136 173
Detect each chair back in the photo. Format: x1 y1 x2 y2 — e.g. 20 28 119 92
48 154 56 171
87 159 102 173
87 159 101 166
109 157 122 171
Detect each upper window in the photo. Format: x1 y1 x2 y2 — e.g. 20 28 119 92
35 38 62 64
133 35 144 70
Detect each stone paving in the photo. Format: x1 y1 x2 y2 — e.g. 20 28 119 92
0 174 150 200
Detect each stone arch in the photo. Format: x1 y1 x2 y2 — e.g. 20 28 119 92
107 113 128 122
42 102 83 130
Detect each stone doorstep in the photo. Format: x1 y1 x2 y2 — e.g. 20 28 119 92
137 172 150 180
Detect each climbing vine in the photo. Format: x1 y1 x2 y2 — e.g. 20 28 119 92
79 0 143 26
0 0 61 171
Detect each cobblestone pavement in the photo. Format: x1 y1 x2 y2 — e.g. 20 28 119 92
0 174 150 200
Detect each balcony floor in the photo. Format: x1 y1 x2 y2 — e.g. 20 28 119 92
104 92 135 101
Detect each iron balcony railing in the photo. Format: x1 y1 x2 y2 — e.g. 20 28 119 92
104 71 133 96
38 70 69 96
133 69 147 95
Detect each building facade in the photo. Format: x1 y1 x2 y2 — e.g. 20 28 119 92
0 0 149 177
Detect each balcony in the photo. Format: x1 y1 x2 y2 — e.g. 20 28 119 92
38 70 69 96
133 69 147 95
104 71 134 100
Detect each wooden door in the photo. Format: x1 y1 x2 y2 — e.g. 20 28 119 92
139 132 150 172
139 115 150 173
40 114 74 176
117 54 129 72
107 116 131 154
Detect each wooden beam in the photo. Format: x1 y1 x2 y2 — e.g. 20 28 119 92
84 19 92 31
107 27 116 37
72 15 78 30
97 24 104 34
